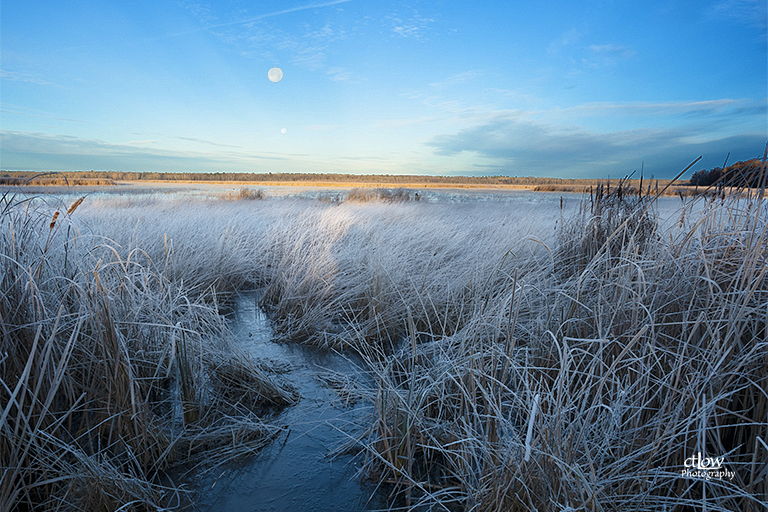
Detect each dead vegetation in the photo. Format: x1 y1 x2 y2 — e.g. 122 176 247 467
2 156 766 511
356 161 768 511
0 192 296 511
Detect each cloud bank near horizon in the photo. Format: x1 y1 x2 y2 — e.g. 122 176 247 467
426 120 765 178
0 131 290 174
2 127 764 179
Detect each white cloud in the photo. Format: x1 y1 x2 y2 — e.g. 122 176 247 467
174 136 242 149
429 70 481 87
0 70 53 86
707 0 768 31
0 103 85 123
326 67 353 81
177 1 218 24
589 44 637 58
484 88 543 106
385 6 435 38
547 28 585 54
582 44 637 68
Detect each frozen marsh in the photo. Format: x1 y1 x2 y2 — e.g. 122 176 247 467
2 185 766 511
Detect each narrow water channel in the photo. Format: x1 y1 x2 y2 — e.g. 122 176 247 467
186 293 390 511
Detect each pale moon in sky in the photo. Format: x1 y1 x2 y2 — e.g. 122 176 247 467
281 128 287 134
268 67 283 82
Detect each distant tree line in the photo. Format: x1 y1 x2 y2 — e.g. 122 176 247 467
2 170 671 188
689 159 766 188
0 176 115 186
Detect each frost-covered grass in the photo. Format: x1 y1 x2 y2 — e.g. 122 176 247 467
0 193 295 511
358 189 768 511
73 196 562 351
2 183 767 511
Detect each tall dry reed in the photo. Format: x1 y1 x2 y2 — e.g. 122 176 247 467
0 193 296 511
358 175 767 511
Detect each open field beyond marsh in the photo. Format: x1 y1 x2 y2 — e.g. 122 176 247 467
2 169 748 202
1 170 686 194
2 184 767 511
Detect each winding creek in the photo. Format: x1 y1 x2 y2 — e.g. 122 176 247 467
183 292 390 511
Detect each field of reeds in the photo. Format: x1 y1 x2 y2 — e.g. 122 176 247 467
0 191 297 511
2 171 766 510
1 169 678 192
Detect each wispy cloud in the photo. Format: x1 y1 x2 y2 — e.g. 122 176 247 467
280 30 340 70
484 88 543 106
326 66 353 81
178 2 218 24
385 6 435 38
371 116 438 128
707 0 768 32
547 28 584 54
0 104 85 123
337 155 390 161
547 28 636 72
181 0 354 32
589 44 635 56
0 131 286 172
304 124 341 131
555 98 765 118
0 130 420 174
429 70 481 87
179 1 350 70
0 70 53 86
174 136 242 149
572 43 638 69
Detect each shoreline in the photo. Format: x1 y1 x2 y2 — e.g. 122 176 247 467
117 179 540 190
1 179 736 198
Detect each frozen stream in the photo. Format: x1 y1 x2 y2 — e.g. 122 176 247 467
185 293 389 511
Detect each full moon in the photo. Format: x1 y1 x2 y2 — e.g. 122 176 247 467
281 128 286 134
268 67 283 82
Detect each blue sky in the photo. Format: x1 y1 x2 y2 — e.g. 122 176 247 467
1 0 766 178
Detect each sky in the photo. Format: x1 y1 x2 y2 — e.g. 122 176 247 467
1 0 766 178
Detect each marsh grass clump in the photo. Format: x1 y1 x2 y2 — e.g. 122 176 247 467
223 187 266 201
555 178 658 281
359 172 768 511
208 353 299 414
0 194 296 511
345 187 416 203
